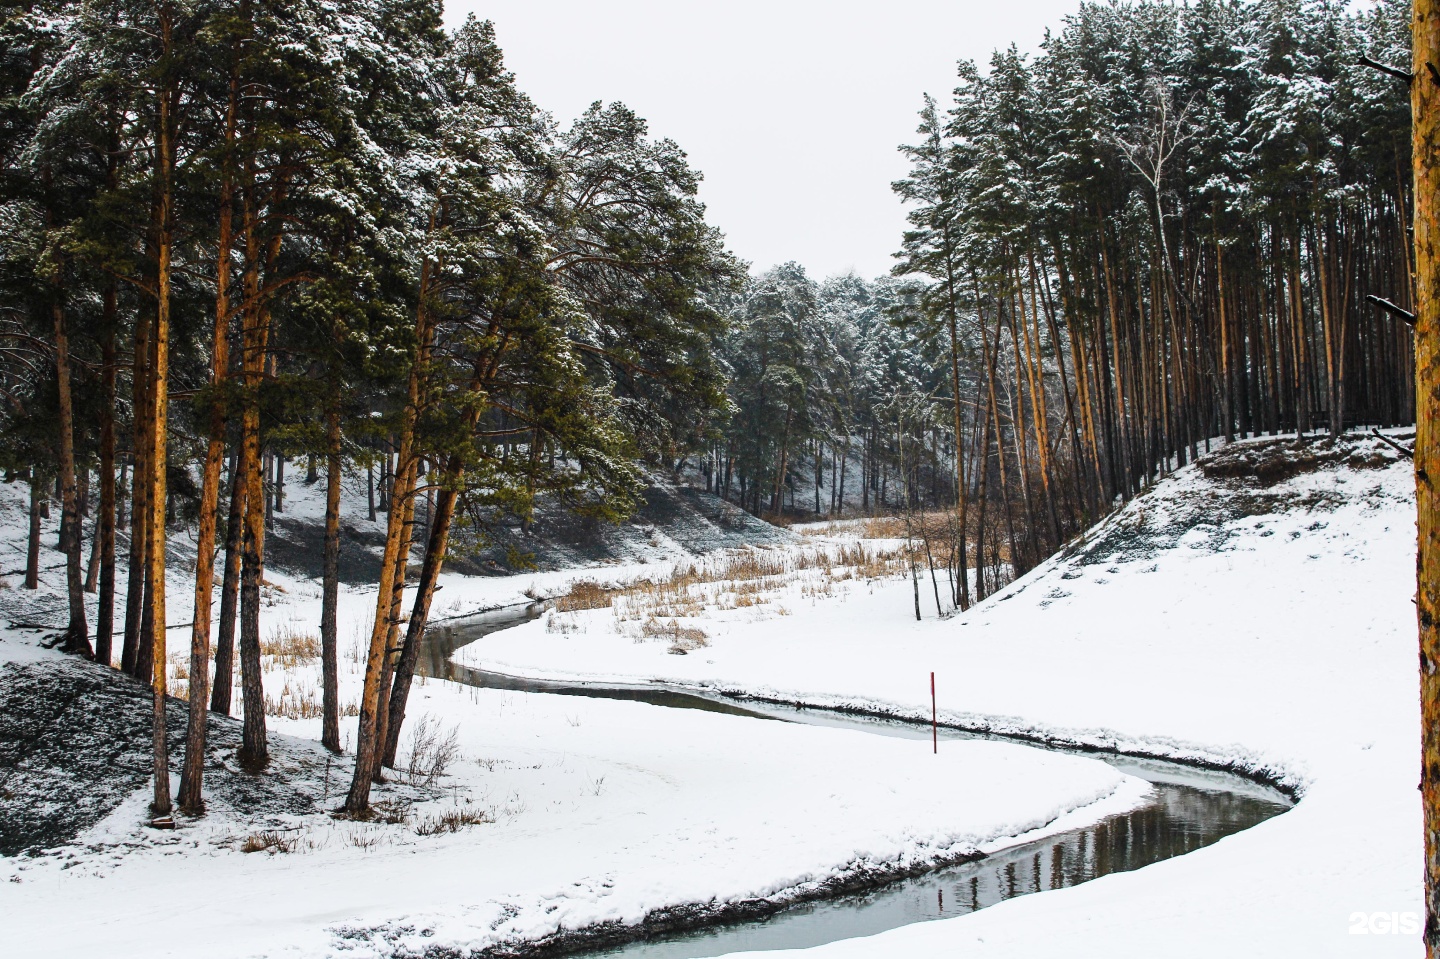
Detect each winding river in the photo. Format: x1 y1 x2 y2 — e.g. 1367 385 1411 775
417 604 1292 959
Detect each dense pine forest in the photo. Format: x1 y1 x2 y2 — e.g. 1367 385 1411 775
710 0 1417 610
0 1 740 816
0 0 1420 819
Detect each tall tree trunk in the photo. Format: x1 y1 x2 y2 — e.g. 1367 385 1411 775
148 33 177 816
946 303 970 610
382 463 461 768
320 404 342 753
122 307 152 678
371 462 418 781
179 78 237 809
236 169 276 767
52 290 91 658
347 245 439 813
211 453 244 714
1410 5 1440 953
24 473 40 590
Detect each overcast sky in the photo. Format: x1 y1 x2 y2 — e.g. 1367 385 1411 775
441 1 1087 280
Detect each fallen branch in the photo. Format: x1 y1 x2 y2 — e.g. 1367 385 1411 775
1372 428 1414 459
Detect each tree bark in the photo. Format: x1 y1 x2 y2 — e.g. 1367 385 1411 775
52 292 91 658
211 452 244 715
382 467 460 768
1411 5 1440 953
148 29 177 815
347 245 438 812
179 75 237 809
320 404 342 753
122 305 152 678
24 473 40 590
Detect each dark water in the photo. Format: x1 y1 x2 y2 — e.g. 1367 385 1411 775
419 605 1292 958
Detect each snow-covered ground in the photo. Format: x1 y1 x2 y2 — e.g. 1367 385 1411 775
460 435 1423 957
0 463 1148 957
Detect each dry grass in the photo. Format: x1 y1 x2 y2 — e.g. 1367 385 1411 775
261 623 321 667
555 579 619 612
642 617 709 653
413 805 493 836
553 542 911 633
264 678 359 720
240 830 305 854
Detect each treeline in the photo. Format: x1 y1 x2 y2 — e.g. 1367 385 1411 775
0 2 737 817
710 0 1416 610
706 267 953 517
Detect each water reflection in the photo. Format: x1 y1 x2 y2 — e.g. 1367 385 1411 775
418 606 1292 959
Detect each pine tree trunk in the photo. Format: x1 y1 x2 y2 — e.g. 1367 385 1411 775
320 404 342 753
52 294 90 657
371 463 418 781
1410 5 1440 952
179 92 236 809
211 453 244 715
122 307 152 678
148 39 177 815
367 458 376 521
382 469 461 768
274 455 284 513
24 474 40 590
947 311 970 610
347 248 438 813
236 174 274 767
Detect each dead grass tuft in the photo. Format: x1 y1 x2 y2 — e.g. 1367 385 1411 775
642 617 708 653
240 830 303 854
261 624 321 667
412 805 493 836
555 579 620 612
263 679 358 720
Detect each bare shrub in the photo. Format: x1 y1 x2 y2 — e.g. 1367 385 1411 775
401 715 461 787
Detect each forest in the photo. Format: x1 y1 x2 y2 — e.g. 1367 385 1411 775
0 0 739 817
708 0 1417 612
0 0 1419 820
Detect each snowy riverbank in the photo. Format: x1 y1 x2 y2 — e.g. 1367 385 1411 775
461 434 1423 957
0 470 1147 957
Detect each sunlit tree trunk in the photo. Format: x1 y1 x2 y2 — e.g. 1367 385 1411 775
1411 5 1440 953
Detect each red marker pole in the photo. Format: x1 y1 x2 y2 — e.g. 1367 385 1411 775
930 671 937 754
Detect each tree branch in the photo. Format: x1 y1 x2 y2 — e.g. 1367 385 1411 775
1366 294 1416 324
1358 55 1413 84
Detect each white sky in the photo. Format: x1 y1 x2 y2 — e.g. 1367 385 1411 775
441 1 1087 280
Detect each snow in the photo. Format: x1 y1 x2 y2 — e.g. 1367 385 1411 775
0 466 1147 957
459 437 1424 956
